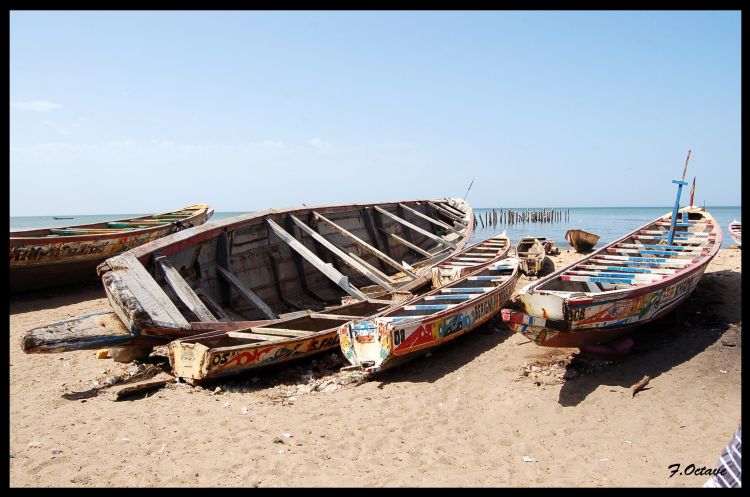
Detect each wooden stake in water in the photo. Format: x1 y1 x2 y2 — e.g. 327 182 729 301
667 150 691 245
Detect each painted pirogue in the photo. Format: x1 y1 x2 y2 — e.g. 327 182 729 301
728 220 741 247
22 199 474 364
565 228 600 253
501 206 721 348
10 204 213 294
431 232 510 287
340 256 520 374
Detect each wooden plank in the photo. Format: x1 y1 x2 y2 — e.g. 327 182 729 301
193 288 233 321
436 200 467 217
376 227 432 257
364 207 393 259
284 216 333 306
226 331 287 341
111 379 174 401
427 201 468 226
398 203 462 235
266 218 368 300
313 212 419 280
106 253 191 330
154 255 216 322
216 266 278 319
374 206 457 250
290 215 395 292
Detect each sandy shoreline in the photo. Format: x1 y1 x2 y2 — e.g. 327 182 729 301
9 247 741 487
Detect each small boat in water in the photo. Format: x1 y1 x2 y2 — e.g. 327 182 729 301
565 229 600 253
53 217 75 220
22 198 474 358
728 220 741 247
515 237 546 276
502 206 721 347
339 257 520 374
431 232 510 287
10 204 214 294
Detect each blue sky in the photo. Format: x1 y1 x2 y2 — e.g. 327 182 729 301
10 11 741 215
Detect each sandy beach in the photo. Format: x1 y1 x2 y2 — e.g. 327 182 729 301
9 247 741 487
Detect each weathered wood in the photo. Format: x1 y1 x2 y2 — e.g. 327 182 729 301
284 216 331 305
427 201 468 226
290 215 395 292
193 288 234 321
104 252 191 331
216 266 278 320
313 212 418 280
229 328 316 338
266 218 367 300
21 311 148 353
364 207 393 260
154 255 216 322
226 331 286 341
398 203 462 236
111 378 174 401
376 227 433 257
374 206 457 250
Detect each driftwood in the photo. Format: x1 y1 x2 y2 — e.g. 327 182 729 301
110 378 174 401
631 375 651 397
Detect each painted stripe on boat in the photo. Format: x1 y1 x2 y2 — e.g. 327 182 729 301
404 304 458 310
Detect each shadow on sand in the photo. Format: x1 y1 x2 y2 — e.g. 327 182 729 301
557 269 741 407
10 281 106 314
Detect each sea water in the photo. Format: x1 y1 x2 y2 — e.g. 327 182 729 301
9 206 741 247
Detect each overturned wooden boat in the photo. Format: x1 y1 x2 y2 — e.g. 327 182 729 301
728 220 741 247
502 206 721 348
22 198 474 356
10 204 213 294
565 229 600 253
340 257 519 373
431 232 510 287
515 236 546 276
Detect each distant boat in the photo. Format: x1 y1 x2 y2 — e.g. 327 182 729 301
52 217 75 220
728 220 741 247
515 237 546 276
340 257 520 374
502 206 721 348
10 204 214 294
565 229 600 253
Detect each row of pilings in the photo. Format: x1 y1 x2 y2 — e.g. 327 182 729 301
474 208 569 229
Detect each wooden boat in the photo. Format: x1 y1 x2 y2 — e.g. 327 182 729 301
565 229 600 253
728 220 741 247
22 198 474 357
53 217 74 220
431 232 510 287
515 237 546 276
168 299 399 382
339 257 520 373
10 204 214 294
501 206 721 348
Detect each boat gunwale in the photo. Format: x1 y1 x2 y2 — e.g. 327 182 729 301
9 204 213 244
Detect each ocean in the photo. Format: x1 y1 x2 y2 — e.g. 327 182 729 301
9 206 741 247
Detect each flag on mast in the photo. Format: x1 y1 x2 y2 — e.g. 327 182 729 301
689 176 696 207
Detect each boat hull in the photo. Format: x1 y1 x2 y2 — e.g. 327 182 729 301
10 205 213 294
565 229 600 253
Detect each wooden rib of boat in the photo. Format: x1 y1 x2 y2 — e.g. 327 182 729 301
565 229 600 253
339 257 519 374
728 220 741 247
515 237 546 276
501 206 721 348
10 204 213 294
22 198 474 356
431 232 510 287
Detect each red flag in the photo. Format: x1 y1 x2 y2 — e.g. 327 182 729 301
689 177 696 207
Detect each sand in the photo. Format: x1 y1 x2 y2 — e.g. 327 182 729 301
9 247 741 487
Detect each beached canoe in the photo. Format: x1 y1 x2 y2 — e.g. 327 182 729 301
339 257 519 373
168 299 399 382
431 232 510 287
565 228 600 253
728 220 741 247
501 206 721 348
515 236 546 276
10 204 214 294
22 198 474 356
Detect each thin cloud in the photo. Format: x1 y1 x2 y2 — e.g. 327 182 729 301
11 100 63 112
306 138 333 151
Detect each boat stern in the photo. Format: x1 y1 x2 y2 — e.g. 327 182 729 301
339 319 389 373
